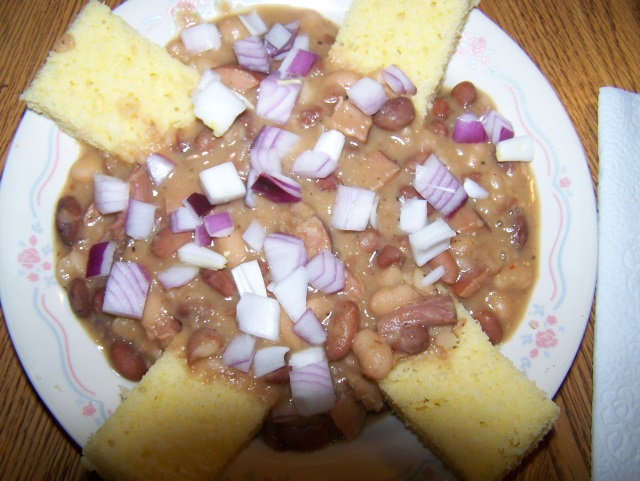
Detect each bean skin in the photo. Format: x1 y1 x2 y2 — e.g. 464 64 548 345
451 266 490 298
429 119 449 137
67 278 91 318
201 268 237 298
186 328 224 366
431 98 450 118
325 301 359 361
475 311 503 345
150 227 192 259
427 250 459 284
109 341 148 381
372 97 416 130
450 81 477 107
56 196 82 245
376 244 405 269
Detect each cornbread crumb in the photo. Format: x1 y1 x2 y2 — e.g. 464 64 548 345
328 0 480 117
379 302 560 481
82 340 273 481
20 0 200 162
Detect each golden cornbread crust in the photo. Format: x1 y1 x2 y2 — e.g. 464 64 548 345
379 303 560 481
328 0 480 117
20 0 199 163
82 341 273 481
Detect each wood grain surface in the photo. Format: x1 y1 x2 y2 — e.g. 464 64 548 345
1 1 638 480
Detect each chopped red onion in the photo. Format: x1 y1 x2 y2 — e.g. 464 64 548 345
413 154 468 218
244 168 258 209
242 220 266 251
239 11 268 36
102 262 150 320
255 72 302 124
145 154 175 186
183 192 213 217
290 150 337 179
253 346 290 378
199 161 247 205
292 308 327 345
203 211 234 237
290 359 335 416
94 173 129 214
177 242 227 270
496 135 534 162
251 172 302 204
236 292 280 341
481 109 515 144
382 64 417 96
271 266 308 322
263 233 307 283
170 206 202 233
279 48 319 77
288 346 326 369
250 148 284 175
125 199 156 240
252 125 301 152
157 265 199 290
347 77 388 115
180 23 221 54
232 35 270 73
222 333 256 373
265 22 294 50
231 260 267 297
400 198 428 234
306 249 345 294
86 241 116 278
192 74 247 137
463 178 490 199
314 129 345 162
194 224 212 247
452 112 488 143
420 265 445 287
331 185 377 231
409 218 457 266
265 21 299 57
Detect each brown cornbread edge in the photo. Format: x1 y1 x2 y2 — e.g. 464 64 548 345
81 337 274 481
379 302 560 481
20 0 200 163
327 0 480 118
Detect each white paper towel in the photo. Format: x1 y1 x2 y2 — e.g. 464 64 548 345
592 87 640 480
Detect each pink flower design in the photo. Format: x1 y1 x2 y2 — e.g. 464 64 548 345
547 315 558 326
468 36 487 55
559 177 572 188
27 272 39 282
535 329 558 349
42 262 52 271
530 348 539 358
82 403 97 417
29 235 38 246
18 247 40 269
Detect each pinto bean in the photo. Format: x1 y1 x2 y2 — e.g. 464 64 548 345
298 106 323 128
429 119 449 137
193 127 218 154
369 283 421 317
376 244 405 268
56 196 83 245
322 70 360 102
92 283 106 314
431 97 450 118
372 97 415 131
67 278 91 318
475 311 503 345
315 174 341 192
109 340 148 381
264 365 292 384
150 227 192 259
351 329 393 380
356 228 383 255
399 185 421 200
263 414 339 452
201 268 237 298
186 328 224 366
451 266 490 298
217 15 249 44
451 80 477 107
214 65 262 93
505 210 529 249
427 250 459 284
402 151 430 174
325 301 359 361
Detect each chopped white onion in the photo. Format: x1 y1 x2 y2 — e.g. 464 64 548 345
347 77 388 115
180 23 221 54
369 195 380 230
125 199 156 240
199 162 247 205
400 198 428 234
242 220 266 251
236 292 280 341
420 265 446 287
170 206 202 233
331 185 377 231
496 135 534 162
306 249 345 294
145 154 175 186
263 233 307 282
94 173 129 214
314 129 345 162
463 178 490 199
288 346 326 369
231 260 267 297
271 266 308 322
192 75 247 137
253 346 290 378
409 218 457 266
102 262 150 320
157 265 199 290
292 308 327 345
290 359 335 416
239 11 268 36
222 333 256 372
177 242 227 270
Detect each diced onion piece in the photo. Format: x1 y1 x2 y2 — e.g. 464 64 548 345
271 266 308 322
409 218 457 266
420 265 446 287
239 11 268 36
232 35 270 73
145 154 175 186
125 199 156 240
400 198 428 234
314 129 345 162
194 224 212 247
291 150 337 179
265 21 299 57
236 292 280 341
231 260 267 297
244 168 258 208
288 346 326 369
177 242 227 270
292 308 327 345
251 172 302 203
170 206 202 233
253 346 290 378
242 220 266 251
249 148 283 175
94 173 129 214
290 359 335 416
306 249 345 294
279 48 319 77
263 233 307 283
382 64 417 96
102 262 150 320
192 75 247 137
347 77 388 115
265 22 294 50
180 23 221 54
256 72 303 124
222 333 256 372
157 265 199 290
252 125 300 152
496 135 534 162
203 211 234 237
86 241 116 278
481 109 515 144
199 162 247 205
452 112 488 144
413 154 468 218
463 178 490 199
369 195 380 230
183 192 213 217
331 185 377 231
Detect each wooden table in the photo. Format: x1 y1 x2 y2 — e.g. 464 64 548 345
0 0 637 479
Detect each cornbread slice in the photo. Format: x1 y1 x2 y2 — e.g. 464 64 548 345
328 0 480 116
82 339 274 481
21 0 200 163
379 302 559 481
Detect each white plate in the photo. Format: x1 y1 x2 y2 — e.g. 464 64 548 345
0 1 597 479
